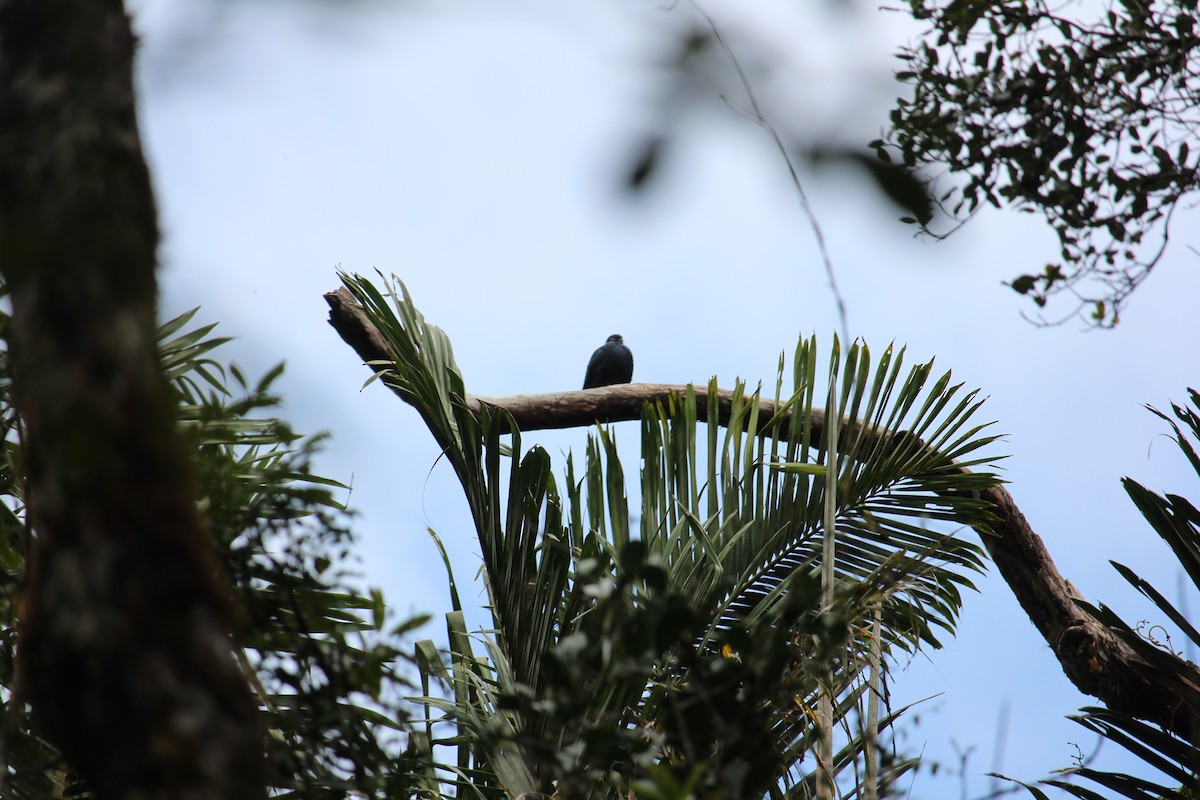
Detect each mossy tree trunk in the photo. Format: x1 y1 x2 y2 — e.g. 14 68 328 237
0 2 264 798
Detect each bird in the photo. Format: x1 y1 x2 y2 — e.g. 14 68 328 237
583 334 634 389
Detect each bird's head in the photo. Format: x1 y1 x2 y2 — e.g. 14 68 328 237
607 334 624 344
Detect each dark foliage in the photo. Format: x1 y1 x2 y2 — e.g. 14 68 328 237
0 310 420 800
889 0 1200 325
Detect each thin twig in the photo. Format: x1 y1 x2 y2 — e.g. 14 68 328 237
693 3 850 344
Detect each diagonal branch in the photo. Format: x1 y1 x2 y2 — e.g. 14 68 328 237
326 286 1200 743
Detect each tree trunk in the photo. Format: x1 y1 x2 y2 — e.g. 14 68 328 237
0 3 264 798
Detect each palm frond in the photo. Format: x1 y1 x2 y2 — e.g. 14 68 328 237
342 273 1004 799
1018 390 1200 799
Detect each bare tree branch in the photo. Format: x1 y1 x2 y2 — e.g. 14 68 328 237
327 285 1200 742
0 3 263 798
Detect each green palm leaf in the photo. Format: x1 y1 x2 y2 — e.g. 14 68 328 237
344 272 1003 799
1010 390 1200 799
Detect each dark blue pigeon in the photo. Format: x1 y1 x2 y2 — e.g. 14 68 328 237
583 334 633 389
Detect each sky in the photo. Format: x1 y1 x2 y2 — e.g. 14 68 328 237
129 0 1200 795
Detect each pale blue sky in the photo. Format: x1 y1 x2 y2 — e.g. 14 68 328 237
131 0 1200 794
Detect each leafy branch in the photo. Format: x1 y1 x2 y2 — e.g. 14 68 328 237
888 0 1200 325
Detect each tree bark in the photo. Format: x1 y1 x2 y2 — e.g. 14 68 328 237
0 3 264 798
326 285 1200 743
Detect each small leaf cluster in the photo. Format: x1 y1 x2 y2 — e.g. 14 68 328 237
888 0 1200 325
164 311 421 799
528 540 856 800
